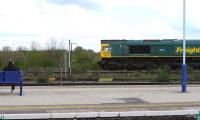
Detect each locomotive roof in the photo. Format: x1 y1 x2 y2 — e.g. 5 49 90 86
101 39 200 45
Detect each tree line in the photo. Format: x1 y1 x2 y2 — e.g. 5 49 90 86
0 41 100 74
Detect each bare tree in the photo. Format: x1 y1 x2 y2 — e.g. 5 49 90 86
2 46 12 51
1 46 13 66
31 40 41 51
58 37 67 50
16 46 28 51
45 38 65 67
46 37 57 50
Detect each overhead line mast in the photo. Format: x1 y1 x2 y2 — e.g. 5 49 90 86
181 0 187 93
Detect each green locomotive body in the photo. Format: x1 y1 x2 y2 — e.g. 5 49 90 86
98 39 200 70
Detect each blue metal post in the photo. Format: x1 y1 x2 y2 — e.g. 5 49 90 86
19 71 23 96
181 0 187 93
19 84 23 96
181 64 187 92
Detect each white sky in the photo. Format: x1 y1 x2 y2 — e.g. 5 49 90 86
0 0 200 52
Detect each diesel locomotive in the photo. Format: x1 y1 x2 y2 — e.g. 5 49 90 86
98 39 200 70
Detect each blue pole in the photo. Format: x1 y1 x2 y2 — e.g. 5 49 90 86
181 64 187 92
181 0 187 93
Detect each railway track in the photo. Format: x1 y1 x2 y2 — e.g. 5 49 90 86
20 69 200 85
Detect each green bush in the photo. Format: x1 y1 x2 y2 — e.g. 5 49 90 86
156 69 170 82
193 72 200 81
36 76 48 83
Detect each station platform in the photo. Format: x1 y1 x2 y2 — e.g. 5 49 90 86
0 85 200 114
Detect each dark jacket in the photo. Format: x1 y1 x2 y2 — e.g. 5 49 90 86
3 61 19 71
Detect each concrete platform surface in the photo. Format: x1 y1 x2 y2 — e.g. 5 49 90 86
0 85 200 113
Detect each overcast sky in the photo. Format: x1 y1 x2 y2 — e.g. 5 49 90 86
0 0 200 51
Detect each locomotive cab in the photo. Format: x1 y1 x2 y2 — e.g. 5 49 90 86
99 40 128 70
100 44 112 58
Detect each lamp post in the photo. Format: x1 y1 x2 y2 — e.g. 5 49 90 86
68 40 71 78
64 47 67 79
181 0 187 93
68 40 77 78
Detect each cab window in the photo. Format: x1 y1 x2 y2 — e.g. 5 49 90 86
102 46 112 52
